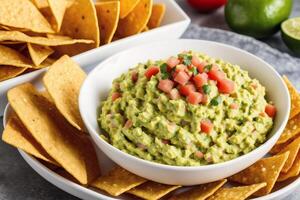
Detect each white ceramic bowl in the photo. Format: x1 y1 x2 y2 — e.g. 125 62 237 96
79 39 290 185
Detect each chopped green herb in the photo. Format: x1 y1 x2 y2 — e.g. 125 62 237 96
160 63 169 79
178 54 192 66
211 96 222 106
204 64 213 72
189 67 198 76
202 85 211 94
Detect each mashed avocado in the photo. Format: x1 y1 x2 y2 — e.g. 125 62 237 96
98 51 275 166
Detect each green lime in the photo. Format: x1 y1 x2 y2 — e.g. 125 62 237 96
281 17 300 55
225 0 293 38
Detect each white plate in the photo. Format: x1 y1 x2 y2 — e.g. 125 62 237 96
0 0 190 116
2 105 300 200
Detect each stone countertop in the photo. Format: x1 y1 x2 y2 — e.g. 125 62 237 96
1 1 300 200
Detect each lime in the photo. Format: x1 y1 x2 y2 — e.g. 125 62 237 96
281 17 300 55
225 0 293 38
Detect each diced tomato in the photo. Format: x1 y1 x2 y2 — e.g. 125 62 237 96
162 139 170 144
200 120 213 134
124 120 133 128
265 104 276 118
193 73 208 88
202 95 208 104
158 79 174 93
208 68 225 82
131 71 138 82
166 56 180 68
137 143 147 150
187 92 203 104
179 84 196 96
251 83 258 89
191 56 201 67
144 66 159 79
230 103 239 109
169 88 181 100
217 79 235 94
195 151 204 158
197 62 207 73
174 71 190 85
112 92 121 101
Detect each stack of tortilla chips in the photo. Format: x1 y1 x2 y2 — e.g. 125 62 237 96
0 0 166 82
3 54 299 199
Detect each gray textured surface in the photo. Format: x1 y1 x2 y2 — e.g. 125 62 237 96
1 1 300 200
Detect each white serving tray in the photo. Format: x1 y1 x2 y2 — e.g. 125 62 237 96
2 105 300 200
0 0 190 116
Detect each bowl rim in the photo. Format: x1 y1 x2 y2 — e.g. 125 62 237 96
79 39 291 171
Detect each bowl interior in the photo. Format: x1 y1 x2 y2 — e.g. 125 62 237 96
79 39 290 165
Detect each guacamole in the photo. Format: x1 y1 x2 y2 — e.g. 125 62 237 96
98 51 275 166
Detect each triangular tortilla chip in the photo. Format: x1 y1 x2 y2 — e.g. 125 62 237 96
0 45 33 68
95 1 120 44
7 83 101 184
127 181 181 200
30 0 48 9
0 65 27 81
0 0 54 33
27 43 54 66
55 0 99 56
170 179 227 200
43 55 86 132
2 116 58 165
0 31 93 46
277 152 300 182
229 152 289 196
283 76 300 119
116 0 152 37
119 0 140 19
147 3 165 29
277 113 300 144
279 136 300 172
91 166 147 196
207 183 267 200
47 0 69 32
269 140 290 154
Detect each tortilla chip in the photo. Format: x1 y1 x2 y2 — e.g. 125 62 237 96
283 76 300 119
119 0 140 19
43 55 86 132
30 0 48 9
116 0 152 37
0 65 27 81
229 152 289 196
141 26 149 32
127 181 181 200
7 83 101 184
2 116 58 165
47 0 69 32
0 0 54 33
55 168 80 184
277 113 300 144
95 1 120 44
56 0 99 56
207 183 267 200
0 44 33 68
91 166 146 196
170 179 227 200
279 136 300 173
277 152 300 182
0 31 93 46
27 43 54 66
147 3 165 29
269 141 290 154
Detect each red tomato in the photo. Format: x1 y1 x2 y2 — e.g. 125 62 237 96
162 139 170 144
187 0 227 12
208 69 225 82
174 71 190 85
217 79 235 94
202 95 208 104
193 73 208 88
179 84 196 96
131 71 138 82
230 103 239 109
265 104 276 118
158 79 174 93
112 92 121 101
187 92 203 104
191 56 201 66
166 56 180 68
195 151 204 158
197 62 207 73
169 88 181 100
124 120 133 128
200 120 213 134
144 66 159 79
